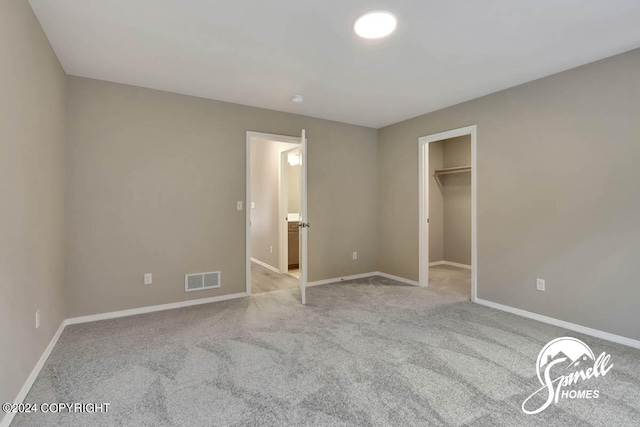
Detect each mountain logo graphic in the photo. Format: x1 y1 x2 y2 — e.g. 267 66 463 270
536 337 595 385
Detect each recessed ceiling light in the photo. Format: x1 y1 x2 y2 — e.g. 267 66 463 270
354 11 397 39
291 94 304 103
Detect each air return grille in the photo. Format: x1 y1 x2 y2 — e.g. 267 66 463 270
185 271 220 292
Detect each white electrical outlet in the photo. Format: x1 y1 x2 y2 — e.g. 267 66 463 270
236 201 243 210
352 251 358 260
536 278 545 291
270 246 273 253
144 273 152 285
251 202 255 209
35 310 40 329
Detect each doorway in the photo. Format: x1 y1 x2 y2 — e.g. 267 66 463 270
246 131 309 303
279 147 302 278
418 126 477 301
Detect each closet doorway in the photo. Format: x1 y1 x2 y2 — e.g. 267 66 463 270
418 126 477 301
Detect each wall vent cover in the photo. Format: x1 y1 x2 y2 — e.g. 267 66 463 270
185 271 221 292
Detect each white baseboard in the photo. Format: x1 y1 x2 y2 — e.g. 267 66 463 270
375 272 420 287
66 292 248 325
308 272 377 287
429 261 472 270
1 321 66 427
475 298 640 350
250 257 280 274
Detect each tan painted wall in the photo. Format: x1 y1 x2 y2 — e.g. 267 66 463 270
66 76 378 317
0 0 66 406
378 48 640 340
442 136 471 265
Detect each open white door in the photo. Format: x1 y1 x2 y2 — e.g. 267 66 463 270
299 129 309 304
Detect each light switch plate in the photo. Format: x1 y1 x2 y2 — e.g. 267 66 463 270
536 278 545 291
144 273 152 285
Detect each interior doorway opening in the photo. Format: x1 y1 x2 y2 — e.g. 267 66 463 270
246 131 308 303
279 147 302 278
418 126 477 301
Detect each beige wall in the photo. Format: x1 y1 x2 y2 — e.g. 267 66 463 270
378 48 640 340
0 0 66 407
250 139 294 268
442 136 471 265
66 76 378 317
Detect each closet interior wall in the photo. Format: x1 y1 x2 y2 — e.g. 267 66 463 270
429 136 472 265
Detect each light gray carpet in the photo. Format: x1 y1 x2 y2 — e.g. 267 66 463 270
12 269 640 426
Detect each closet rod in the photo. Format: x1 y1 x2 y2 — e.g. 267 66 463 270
433 165 471 176
433 166 471 187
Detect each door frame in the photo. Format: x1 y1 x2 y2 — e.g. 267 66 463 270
279 146 300 274
246 131 301 295
418 125 478 301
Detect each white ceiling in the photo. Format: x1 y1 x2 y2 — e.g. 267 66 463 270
30 0 640 128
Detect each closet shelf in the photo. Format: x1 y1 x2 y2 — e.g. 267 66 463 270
433 166 471 186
